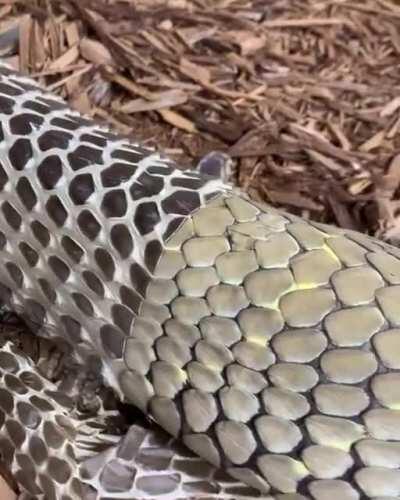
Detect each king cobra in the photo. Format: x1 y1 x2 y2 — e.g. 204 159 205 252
0 62 400 500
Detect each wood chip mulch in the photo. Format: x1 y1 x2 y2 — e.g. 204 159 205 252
0 0 400 240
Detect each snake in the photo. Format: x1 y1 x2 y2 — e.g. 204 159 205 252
0 61 400 500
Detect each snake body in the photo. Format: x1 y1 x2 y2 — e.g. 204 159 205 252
1 63 400 499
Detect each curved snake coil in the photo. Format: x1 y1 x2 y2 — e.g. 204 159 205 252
1 62 400 499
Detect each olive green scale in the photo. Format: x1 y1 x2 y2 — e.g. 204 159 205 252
121 192 400 498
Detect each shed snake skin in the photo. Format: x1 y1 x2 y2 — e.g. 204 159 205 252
1 62 400 499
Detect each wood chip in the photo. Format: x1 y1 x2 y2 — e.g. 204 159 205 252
48 45 79 71
158 109 197 133
80 38 113 66
18 14 31 72
380 96 400 117
117 89 188 113
359 130 386 152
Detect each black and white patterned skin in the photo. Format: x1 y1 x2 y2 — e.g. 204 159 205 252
0 63 223 370
3 62 400 500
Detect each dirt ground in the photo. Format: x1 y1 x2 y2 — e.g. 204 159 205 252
0 0 400 497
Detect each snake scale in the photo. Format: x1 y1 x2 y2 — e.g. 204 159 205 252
0 61 400 499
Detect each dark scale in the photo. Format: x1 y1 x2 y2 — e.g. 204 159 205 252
20 373 44 392
23 299 46 328
82 270 105 298
110 224 134 259
38 130 73 151
59 315 83 343
0 388 14 413
19 242 39 267
80 133 107 148
119 285 141 314
68 173 95 205
101 162 137 188
0 352 18 372
47 456 72 484
0 436 14 466
42 420 65 448
38 278 57 304
31 220 51 247
36 97 67 111
170 175 208 189
22 100 52 115
144 239 163 274
29 435 48 464
147 165 175 176
0 163 9 191
8 138 33 170
50 116 84 131
67 144 104 171
5 262 23 288
14 469 41 496
77 210 101 241
48 256 70 283
0 95 15 115
0 65 15 77
111 148 146 164
37 155 64 189
0 82 23 97
205 190 222 202
130 263 151 298
0 231 6 250
16 177 37 211
58 114 93 129
71 293 94 318
9 113 44 135
16 402 41 430
101 189 128 218
61 236 84 263
9 78 41 93
111 304 134 336
0 284 12 308
38 473 57 498
2 201 22 231
94 248 115 281
134 201 161 236
130 171 164 200
161 190 201 216
100 324 126 359
3 375 27 396
95 130 120 142
163 217 185 242
45 196 68 227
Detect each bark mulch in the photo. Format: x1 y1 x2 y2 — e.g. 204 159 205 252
0 0 399 340
2 0 400 240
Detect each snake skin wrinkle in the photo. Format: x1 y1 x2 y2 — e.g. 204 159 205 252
2 64 400 500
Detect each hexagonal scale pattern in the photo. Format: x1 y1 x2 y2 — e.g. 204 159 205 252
3 63 400 499
119 191 400 497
